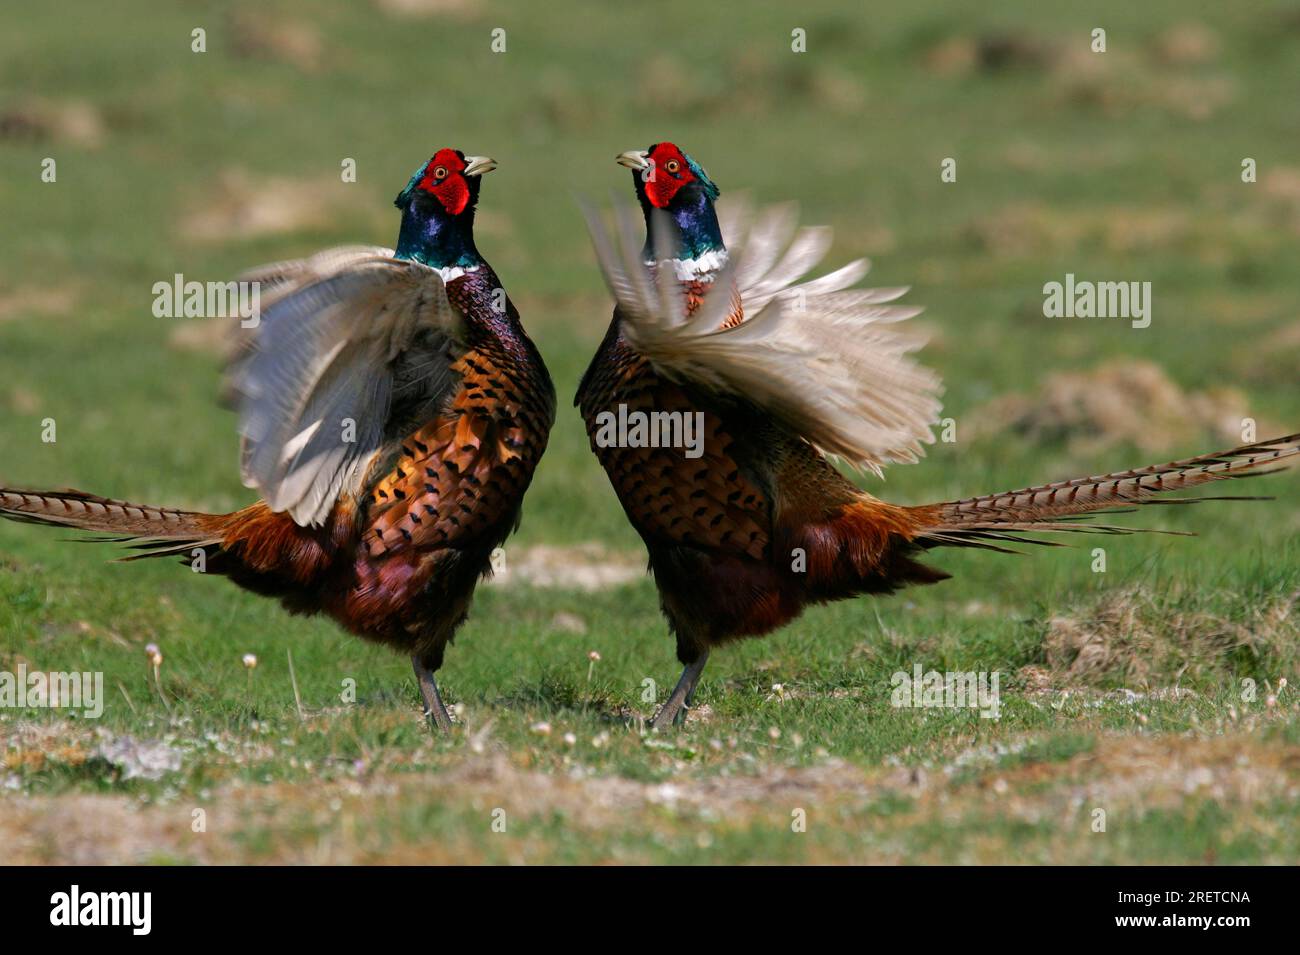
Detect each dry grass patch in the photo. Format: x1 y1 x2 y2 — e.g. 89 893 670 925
0 98 106 148
1042 586 1299 687
229 12 325 72
967 359 1253 454
177 169 368 242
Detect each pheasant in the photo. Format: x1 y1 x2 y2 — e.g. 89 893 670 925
1 148 556 730
576 141 1299 729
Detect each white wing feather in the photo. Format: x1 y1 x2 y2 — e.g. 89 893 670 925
225 251 463 526
583 198 942 473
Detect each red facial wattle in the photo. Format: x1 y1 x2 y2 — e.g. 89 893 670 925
418 148 471 215
644 143 695 209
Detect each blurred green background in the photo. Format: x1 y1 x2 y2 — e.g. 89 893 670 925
1 1 1298 864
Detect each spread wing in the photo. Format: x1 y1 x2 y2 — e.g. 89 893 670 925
225 249 464 526
582 198 943 475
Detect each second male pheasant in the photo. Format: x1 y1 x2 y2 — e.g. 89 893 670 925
577 141 1298 728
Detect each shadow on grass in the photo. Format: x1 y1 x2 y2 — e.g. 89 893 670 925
492 668 644 728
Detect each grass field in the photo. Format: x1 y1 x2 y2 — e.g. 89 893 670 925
2 1 1299 864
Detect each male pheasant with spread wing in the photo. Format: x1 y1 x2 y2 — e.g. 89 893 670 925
576 141 1297 729
1 148 556 730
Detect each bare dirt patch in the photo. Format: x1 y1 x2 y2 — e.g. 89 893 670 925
371 0 480 19
0 287 79 323
166 318 232 356
485 543 644 592
4 725 1297 864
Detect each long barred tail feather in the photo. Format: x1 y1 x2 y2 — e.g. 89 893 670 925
0 488 224 559
909 433 1300 552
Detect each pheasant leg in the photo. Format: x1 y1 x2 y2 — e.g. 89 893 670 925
650 650 710 730
412 656 454 732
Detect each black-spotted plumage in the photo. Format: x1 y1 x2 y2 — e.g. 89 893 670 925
0 148 555 731
578 141 1299 730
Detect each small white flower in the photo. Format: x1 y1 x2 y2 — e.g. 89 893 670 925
241 653 258 669
530 721 552 736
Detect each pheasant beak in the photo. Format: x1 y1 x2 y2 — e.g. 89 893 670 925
615 149 652 172
462 155 498 177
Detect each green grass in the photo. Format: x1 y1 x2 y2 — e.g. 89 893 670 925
2 0 1300 863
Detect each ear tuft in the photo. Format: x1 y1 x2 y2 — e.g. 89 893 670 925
685 154 720 200
395 162 427 209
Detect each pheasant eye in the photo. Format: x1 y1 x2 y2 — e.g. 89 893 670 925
665 159 681 173
433 165 449 180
